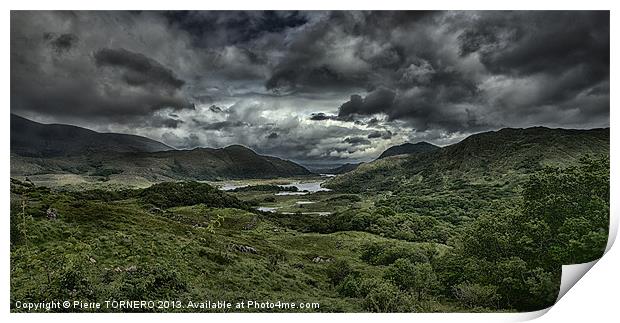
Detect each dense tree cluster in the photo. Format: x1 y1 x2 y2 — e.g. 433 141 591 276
318 157 609 311
231 184 299 192
139 181 250 209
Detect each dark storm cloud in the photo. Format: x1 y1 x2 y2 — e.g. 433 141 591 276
165 11 309 46
44 32 78 53
458 11 609 77
303 11 608 134
368 130 392 140
197 120 248 131
266 65 369 93
209 105 224 113
455 11 609 116
331 79 482 132
309 112 346 121
338 88 396 118
309 113 332 121
308 112 359 123
11 12 194 121
151 117 183 129
367 118 380 127
10 11 609 163
343 137 371 146
264 11 438 93
94 48 185 90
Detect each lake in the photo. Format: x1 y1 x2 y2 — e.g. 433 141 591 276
277 181 331 195
218 180 331 195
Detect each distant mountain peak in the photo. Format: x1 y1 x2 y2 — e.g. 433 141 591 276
11 114 172 157
223 144 254 152
314 162 363 175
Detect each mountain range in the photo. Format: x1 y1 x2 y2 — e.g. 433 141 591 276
326 126 610 192
11 114 311 181
11 115 609 187
11 114 173 157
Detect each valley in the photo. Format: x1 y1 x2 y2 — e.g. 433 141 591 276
10 9 611 316
10 120 610 313
10 177 411 312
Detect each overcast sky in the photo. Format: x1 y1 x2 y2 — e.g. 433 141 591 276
10 11 609 165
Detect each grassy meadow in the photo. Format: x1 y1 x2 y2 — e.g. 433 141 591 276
10 155 609 313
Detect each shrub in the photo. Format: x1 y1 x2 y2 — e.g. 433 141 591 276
452 282 499 309
231 184 298 192
56 265 95 299
362 280 407 312
114 265 188 300
267 249 288 271
384 259 438 298
335 273 363 297
325 259 354 286
326 194 362 202
360 242 435 266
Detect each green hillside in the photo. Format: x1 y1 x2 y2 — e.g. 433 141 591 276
12 144 311 184
10 179 449 312
10 126 610 313
326 127 609 193
10 155 609 312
